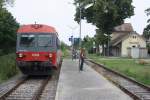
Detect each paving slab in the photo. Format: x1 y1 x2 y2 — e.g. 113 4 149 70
55 59 133 100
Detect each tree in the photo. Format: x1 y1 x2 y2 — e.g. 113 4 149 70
143 25 150 40
94 29 108 55
61 41 69 51
143 8 150 54
75 0 134 33
0 0 19 54
74 0 134 48
81 35 95 53
143 8 150 40
0 0 14 8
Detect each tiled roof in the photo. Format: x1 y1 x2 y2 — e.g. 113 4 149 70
111 23 134 46
114 23 134 32
111 32 129 46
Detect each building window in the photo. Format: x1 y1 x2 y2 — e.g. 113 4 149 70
133 36 136 39
132 45 136 48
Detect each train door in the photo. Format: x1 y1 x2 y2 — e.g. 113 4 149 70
56 37 61 66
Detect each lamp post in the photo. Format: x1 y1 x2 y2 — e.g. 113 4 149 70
79 3 82 50
78 2 95 49
78 2 94 69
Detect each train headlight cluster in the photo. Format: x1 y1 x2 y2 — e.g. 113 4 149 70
49 53 53 58
18 53 24 58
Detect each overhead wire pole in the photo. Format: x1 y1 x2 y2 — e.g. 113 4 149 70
79 5 82 49
78 0 95 50
79 3 82 70
78 1 95 70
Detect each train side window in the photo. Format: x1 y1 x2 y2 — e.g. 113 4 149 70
56 38 60 49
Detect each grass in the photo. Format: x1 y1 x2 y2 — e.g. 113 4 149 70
88 54 150 86
0 53 19 83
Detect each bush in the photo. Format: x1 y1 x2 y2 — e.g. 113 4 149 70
0 54 19 83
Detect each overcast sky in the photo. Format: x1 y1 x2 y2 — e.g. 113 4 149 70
7 0 150 45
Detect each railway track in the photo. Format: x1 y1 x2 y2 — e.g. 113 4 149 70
86 59 150 100
0 60 62 100
0 74 60 100
0 76 51 100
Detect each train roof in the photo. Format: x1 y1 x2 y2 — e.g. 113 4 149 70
17 24 57 34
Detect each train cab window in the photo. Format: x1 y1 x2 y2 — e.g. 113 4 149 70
20 35 36 47
38 35 53 47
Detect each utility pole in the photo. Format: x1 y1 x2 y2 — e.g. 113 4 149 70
78 2 94 69
79 3 82 68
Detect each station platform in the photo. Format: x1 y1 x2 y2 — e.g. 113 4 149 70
55 59 132 100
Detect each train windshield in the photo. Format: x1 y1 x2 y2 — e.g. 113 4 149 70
38 35 53 47
19 34 53 48
20 35 36 47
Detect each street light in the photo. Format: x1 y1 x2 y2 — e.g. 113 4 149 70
78 2 94 49
78 2 94 68
84 3 94 9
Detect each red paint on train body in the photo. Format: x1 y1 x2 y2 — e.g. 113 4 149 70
16 24 61 75
16 52 56 65
17 24 57 33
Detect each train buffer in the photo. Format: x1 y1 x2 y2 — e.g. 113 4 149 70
55 59 133 100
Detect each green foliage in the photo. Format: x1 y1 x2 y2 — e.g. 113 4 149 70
95 29 108 45
0 54 19 83
0 0 14 8
74 0 134 46
143 8 150 41
143 24 150 40
61 41 69 51
0 2 19 55
145 8 150 16
60 42 70 58
81 35 94 51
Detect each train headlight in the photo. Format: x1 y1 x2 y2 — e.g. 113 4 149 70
49 53 53 58
18 53 23 58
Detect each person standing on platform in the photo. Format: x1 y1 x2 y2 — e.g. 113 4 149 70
80 48 86 71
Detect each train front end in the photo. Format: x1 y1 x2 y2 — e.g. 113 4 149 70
16 24 59 75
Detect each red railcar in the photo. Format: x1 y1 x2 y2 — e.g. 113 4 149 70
16 24 62 75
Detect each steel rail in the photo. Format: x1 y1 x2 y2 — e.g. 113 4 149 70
32 76 51 100
0 76 28 100
0 59 62 100
86 59 150 100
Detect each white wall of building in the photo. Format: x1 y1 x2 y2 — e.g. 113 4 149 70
121 34 146 57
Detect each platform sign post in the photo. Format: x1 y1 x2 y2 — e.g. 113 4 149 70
69 36 74 60
73 38 80 46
